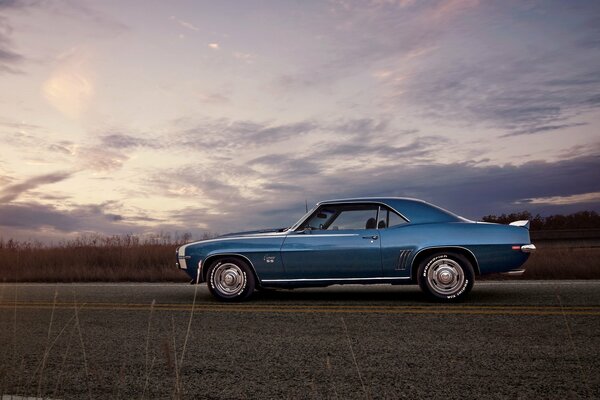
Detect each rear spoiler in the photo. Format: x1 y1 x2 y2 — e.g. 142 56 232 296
509 220 530 230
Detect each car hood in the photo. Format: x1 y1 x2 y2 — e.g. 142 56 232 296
218 227 288 238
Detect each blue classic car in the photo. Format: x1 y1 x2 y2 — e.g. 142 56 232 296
176 198 536 302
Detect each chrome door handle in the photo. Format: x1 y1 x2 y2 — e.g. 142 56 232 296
363 235 379 240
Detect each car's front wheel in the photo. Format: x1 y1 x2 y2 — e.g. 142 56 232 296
206 258 255 302
417 252 474 302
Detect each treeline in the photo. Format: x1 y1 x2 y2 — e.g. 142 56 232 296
481 211 600 230
0 231 216 250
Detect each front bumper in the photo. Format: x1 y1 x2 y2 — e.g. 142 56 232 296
176 246 190 269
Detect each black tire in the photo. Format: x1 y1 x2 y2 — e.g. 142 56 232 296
417 252 474 302
206 257 255 302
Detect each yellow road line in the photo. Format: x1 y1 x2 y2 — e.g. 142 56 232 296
1 302 599 316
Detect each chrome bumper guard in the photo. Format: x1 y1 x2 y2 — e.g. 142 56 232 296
521 244 536 253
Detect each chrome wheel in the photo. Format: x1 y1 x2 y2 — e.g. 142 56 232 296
212 262 246 296
426 258 465 296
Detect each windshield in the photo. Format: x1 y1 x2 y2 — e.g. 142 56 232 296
288 205 318 231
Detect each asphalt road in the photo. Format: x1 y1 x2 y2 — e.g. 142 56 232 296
1 281 599 399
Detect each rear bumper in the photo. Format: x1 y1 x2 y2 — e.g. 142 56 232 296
521 244 536 253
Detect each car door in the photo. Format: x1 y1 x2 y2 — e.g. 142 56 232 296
280 204 383 279
376 205 415 277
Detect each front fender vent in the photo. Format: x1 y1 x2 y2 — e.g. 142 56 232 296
396 250 412 271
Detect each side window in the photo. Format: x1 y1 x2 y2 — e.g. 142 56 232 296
378 207 408 229
300 204 379 230
388 209 407 227
329 208 378 230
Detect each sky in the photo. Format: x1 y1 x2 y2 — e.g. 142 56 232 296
0 0 599 241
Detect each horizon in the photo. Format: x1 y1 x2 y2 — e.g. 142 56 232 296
1 0 599 241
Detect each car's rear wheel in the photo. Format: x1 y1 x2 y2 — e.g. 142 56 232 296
417 252 474 302
207 258 255 302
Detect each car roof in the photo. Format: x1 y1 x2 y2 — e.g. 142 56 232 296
317 197 466 224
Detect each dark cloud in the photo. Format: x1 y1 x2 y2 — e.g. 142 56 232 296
0 171 72 203
312 135 445 160
47 143 73 155
249 154 322 178
78 146 129 171
0 16 24 73
273 0 478 90
175 119 317 151
502 122 588 137
145 150 600 235
0 0 39 9
0 1 43 72
0 201 157 242
101 133 157 149
0 0 127 75
273 1 600 136
2 153 599 239
310 155 600 220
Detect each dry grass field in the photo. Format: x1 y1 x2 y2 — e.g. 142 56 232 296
0 233 598 282
0 235 189 283
518 243 600 279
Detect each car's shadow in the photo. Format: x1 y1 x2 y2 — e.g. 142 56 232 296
252 287 429 304
163 283 521 305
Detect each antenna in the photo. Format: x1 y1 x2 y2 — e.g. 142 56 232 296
305 199 308 213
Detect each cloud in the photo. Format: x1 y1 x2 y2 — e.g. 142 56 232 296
3 151 599 239
169 16 199 31
382 5 600 134
0 171 72 203
0 15 24 73
174 118 318 151
196 92 229 104
0 201 140 238
516 192 600 206
138 135 600 235
273 0 475 91
274 1 600 136
425 0 479 21
100 133 158 149
208 43 219 50
76 146 129 171
501 123 589 137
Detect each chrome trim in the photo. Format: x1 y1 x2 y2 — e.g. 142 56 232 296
521 244 536 253
212 262 246 295
291 200 411 232
426 258 465 295
315 200 411 224
410 246 480 278
261 276 411 283
503 269 526 275
188 235 286 245
396 250 412 271
177 245 188 269
286 234 359 238
196 260 202 283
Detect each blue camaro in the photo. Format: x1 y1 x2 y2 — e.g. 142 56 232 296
176 198 536 302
